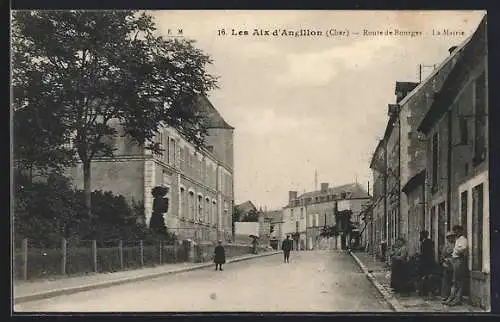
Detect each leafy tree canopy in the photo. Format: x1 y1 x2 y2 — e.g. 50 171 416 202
241 209 260 222
12 10 218 216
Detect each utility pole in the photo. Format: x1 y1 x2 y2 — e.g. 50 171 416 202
314 170 318 190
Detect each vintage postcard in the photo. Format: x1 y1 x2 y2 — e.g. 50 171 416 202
11 10 489 313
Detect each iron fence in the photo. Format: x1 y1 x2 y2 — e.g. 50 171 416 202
13 236 272 281
13 238 185 280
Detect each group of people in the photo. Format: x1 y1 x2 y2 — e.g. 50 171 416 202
213 235 295 271
389 225 468 306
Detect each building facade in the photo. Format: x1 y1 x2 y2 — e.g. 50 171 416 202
398 48 462 255
417 16 488 309
369 140 387 258
282 183 371 251
67 96 235 242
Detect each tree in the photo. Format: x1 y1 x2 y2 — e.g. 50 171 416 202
12 11 218 227
13 107 76 184
319 225 339 238
232 206 242 237
241 209 259 222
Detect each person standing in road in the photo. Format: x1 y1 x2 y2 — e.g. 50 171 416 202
282 235 292 263
214 240 226 271
443 225 468 306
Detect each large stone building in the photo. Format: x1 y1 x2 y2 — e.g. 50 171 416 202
282 183 371 251
417 16 489 309
67 95 235 242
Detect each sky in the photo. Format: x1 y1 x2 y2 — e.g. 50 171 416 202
150 10 486 210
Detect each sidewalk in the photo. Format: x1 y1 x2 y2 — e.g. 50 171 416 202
350 251 485 313
13 251 280 304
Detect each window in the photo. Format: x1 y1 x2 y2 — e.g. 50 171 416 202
308 214 313 227
180 188 185 217
474 72 487 166
198 195 203 221
185 149 190 174
188 191 195 220
472 184 484 271
460 191 468 236
315 214 319 227
431 133 439 191
300 208 304 219
166 132 170 163
169 139 175 165
205 198 210 223
180 147 185 171
459 117 468 145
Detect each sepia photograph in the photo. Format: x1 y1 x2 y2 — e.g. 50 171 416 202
11 10 490 313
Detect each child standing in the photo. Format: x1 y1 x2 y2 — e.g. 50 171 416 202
214 240 226 271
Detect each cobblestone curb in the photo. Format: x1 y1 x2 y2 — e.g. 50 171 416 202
14 251 280 304
349 251 404 312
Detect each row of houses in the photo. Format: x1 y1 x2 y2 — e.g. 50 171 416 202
233 183 373 251
365 16 489 309
67 95 235 242
281 183 371 251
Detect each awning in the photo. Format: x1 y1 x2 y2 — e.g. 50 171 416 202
402 169 426 195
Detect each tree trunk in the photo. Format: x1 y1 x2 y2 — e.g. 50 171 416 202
83 160 92 219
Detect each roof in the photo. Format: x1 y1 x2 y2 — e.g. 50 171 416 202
297 182 370 200
198 95 234 130
418 15 487 135
382 112 398 142
234 200 257 214
369 139 385 170
395 82 419 95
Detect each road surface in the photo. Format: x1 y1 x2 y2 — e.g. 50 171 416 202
15 251 392 312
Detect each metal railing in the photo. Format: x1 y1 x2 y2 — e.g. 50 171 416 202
13 235 272 281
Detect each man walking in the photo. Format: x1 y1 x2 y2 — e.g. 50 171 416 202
282 235 292 263
444 225 468 306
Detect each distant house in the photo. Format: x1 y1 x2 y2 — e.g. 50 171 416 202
233 200 258 244
283 182 371 251
234 200 258 221
268 210 284 250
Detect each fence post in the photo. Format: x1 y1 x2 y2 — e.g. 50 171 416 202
92 240 97 273
119 240 123 269
22 238 28 280
139 240 144 267
159 240 162 265
61 238 67 276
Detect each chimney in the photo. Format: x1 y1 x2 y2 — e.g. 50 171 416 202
288 191 297 202
321 183 329 193
448 46 458 55
395 81 419 103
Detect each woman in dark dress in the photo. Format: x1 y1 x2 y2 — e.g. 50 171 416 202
214 240 226 271
390 237 410 294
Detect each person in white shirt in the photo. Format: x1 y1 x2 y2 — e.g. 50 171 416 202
443 225 468 306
